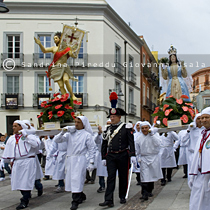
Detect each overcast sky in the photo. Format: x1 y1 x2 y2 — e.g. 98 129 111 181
106 0 210 74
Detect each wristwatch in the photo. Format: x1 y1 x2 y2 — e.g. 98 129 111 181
90 162 94 165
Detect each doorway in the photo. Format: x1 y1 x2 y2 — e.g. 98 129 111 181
6 116 20 136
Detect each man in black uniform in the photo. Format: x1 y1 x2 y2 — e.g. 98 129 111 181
99 92 137 207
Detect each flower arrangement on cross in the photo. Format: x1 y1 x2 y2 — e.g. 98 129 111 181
37 93 82 123
152 95 197 127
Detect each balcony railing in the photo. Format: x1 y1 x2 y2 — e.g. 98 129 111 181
33 93 52 107
33 53 53 67
128 103 136 115
152 103 157 112
1 93 24 107
143 97 152 111
33 53 88 68
128 71 136 85
143 65 151 79
114 62 124 77
67 53 88 67
1 53 24 67
117 98 124 109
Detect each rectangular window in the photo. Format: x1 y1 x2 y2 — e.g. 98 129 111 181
129 88 134 104
7 35 20 58
7 76 19 93
143 53 146 64
143 83 145 104
147 87 149 98
115 45 121 63
205 99 210 105
38 35 51 59
78 40 83 59
71 76 84 93
38 75 50 93
115 81 121 95
129 56 134 72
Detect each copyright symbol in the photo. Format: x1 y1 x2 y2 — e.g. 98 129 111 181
3 58 15 71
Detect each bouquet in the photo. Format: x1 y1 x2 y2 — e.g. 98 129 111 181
152 95 196 127
37 93 82 123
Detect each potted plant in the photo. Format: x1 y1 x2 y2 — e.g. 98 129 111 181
152 95 196 127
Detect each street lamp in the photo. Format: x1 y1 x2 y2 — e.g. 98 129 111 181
0 0 9 13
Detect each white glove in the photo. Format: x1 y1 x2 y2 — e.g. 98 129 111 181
0 159 5 171
188 176 194 189
62 126 76 134
102 160 106 166
87 163 95 172
20 129 27 137
138 157 141 163
187 122 196 131
174 148 176 152
150 127 158 135
131 156 137 169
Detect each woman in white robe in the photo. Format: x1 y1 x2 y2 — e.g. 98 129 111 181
189 107 210 210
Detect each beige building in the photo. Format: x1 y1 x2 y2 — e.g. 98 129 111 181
0 0 143 134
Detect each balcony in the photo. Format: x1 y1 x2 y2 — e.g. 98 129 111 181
67 53 88 67
128 71 136 85
152 103 157 112
143 65 151 79
114 62 124 77
128 103 136 115
33 53 53 67
33 53 88 68
33 93 52 108
142 97 152 111
1 53 24 67
117 98 124 109
1 93 24 107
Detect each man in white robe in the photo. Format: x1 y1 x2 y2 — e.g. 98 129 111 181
183 113 203 184
46 139 67 193
135 121 162 202
0 120 40 209
133 121 142 185
174 130 189 178
189 107 210 210
96 123 108 193
23 120 44 196
160 131 178 185
54 116 95 210
44 135 55 180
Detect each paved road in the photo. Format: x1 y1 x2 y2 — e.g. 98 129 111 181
0 168 190 210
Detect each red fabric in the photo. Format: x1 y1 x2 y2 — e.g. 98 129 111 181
15 134 22 144
199 129 210 153
47 47 71 86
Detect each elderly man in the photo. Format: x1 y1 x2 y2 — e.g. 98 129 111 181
135 121 162 202
53 116 95 210
189 107 210 210
0 120 40 209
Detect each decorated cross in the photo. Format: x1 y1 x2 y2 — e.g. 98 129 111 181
66 33 77 43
